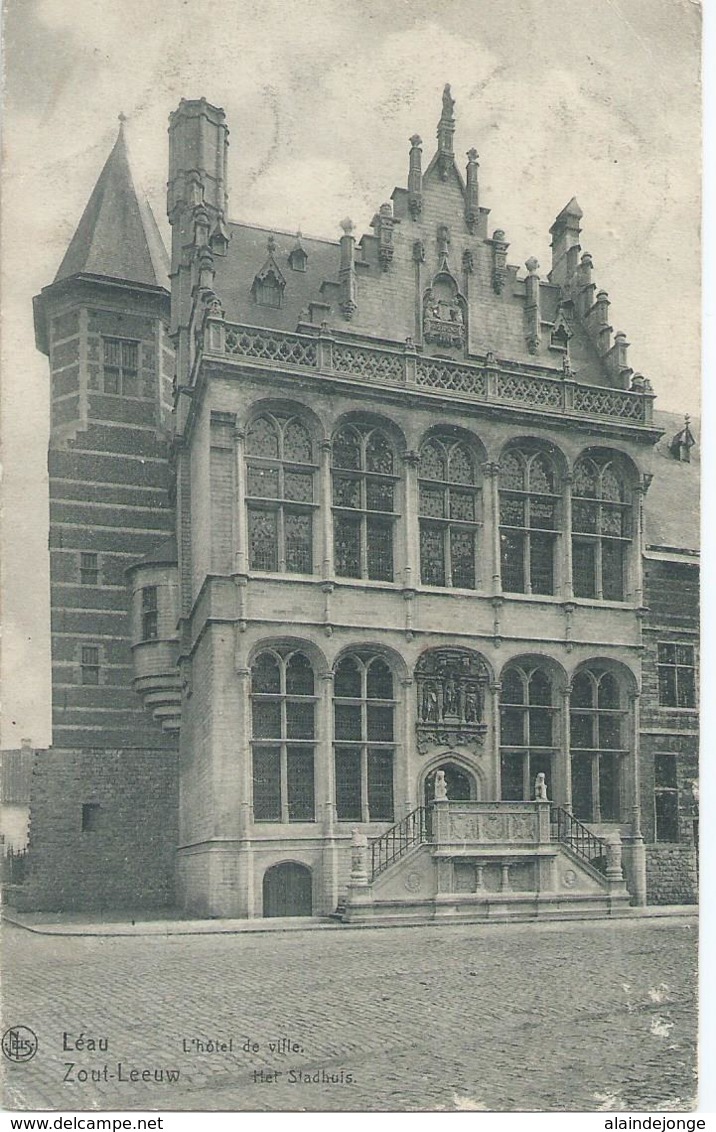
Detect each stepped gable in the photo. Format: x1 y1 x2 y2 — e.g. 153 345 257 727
55 118 169 291
207 88 642 393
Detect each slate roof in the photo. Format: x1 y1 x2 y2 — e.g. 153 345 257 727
643 410 700 556
55 123 169 291
212 223 341 332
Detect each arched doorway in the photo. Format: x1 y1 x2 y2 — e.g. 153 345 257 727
262 862 313 918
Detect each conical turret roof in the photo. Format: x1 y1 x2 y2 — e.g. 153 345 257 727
55 120 169 290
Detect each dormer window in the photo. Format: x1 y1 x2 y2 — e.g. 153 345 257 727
252 236 287 308
253 273 284 308
289 240 308 273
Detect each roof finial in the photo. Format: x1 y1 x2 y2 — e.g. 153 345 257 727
437 84 456 180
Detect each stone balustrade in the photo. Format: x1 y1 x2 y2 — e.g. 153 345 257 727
202 317 655 426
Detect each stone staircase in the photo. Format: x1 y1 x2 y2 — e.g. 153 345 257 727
339 800 632 925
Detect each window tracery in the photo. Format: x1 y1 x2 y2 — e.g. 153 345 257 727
246 413 316 574
572 454 631 601
499 448 559 595
251 649 316 822
333 654 395 822
332 424 397 582
418 436 479 589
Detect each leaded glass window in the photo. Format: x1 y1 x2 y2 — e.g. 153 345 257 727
332 425 397 581
572 454 631 601
334 653 395 822
500 665 557 800
251 649 316 822
419 436 479 589
569 668 626 821
246 413 316 574
499 449 558 595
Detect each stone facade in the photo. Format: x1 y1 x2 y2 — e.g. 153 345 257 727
25 92 698 917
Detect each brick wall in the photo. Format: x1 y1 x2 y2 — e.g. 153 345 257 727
640 557 699 905
17 747 179 912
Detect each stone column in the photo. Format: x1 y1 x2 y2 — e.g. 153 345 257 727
403 450 420 588
318 672 336 832
234 426 248 574
342 828 373 921
482 462 502 596
625 690 647 906
320 439 333 580
490 680 502 800
561 685 573 814
236 663 254 918
400 676 415 818
562 473 574 600
631 478 647 607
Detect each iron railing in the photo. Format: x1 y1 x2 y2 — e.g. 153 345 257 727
370 805 430 881
551 806 608 874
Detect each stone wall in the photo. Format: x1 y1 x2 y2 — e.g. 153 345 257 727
16 747 178 912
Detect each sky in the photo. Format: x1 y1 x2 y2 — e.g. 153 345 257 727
0 0 703 748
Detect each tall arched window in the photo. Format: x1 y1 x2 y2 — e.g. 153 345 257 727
570 668 626 821
246 413 316 574
332 424 397 581
418 436 479 588
572 454 631 601
251 649 316 822
500 665 557 799
499 449 559 595
333 653 395 822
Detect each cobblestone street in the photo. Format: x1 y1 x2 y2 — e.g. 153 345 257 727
1 916 697 1113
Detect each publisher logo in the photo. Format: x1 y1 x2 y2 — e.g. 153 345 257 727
2 1026 38 1063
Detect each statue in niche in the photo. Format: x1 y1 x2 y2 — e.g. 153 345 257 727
415 648 488 753
423 274 466 350
434 770 448 801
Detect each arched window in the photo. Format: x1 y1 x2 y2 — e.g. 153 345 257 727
251 649 316 822
499 449 559 595
246 413 316 574
418 436 479 588
333 653 395 822
500 665 557 800
332 424 397 581
572 454 632 601
570 668 626 821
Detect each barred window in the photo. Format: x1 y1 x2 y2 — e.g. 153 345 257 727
419 436 479 589
251 649 316 822
657 643 696 708
141 586 158 641
81 646 100 686
103 338 138 396
246 414 316 574
570 668 626 821
499 449 558 595
572 455 631 601
654 753 679 842
332 425 396 582
80 552 98 586
334 654 395 822
500 665 557 800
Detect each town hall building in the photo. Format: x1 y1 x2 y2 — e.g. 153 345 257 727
22 89 699 920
